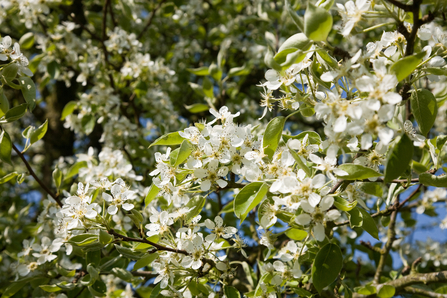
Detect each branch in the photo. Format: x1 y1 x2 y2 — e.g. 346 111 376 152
373 195 399 283
108 229 188 255
384 0 412 11
12 144 63 207
402 287 447 298
384 271 447 290
137 0 167 40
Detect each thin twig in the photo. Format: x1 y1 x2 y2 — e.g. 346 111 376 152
137 0 167 40
12 144 62 207
108 229 188 255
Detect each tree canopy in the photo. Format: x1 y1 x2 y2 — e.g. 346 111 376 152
1 0 447 297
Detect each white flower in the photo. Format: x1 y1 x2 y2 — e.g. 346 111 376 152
102 184 135 215
337 0 370 37
204 216 237 241
295 196 340 242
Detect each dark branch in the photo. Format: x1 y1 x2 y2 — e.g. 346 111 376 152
12 144 62 207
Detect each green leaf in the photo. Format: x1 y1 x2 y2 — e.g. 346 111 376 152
188 82 205 97
378 285 395 298
358 208 379 239
81 114 95 135
0 88 10 117
18 77 36 111
0 130 13 165
52 168 62 189
149 131 184 148
304 3 333 41
65 161 88 180
111 268 133 282
411 89 437 136
187 66 209 76
285 228 308 240
283 131 322 144
390 51 425 82
311 243 343 293
234 182 269 223
88 279 107 297
47 61 60 79
185 195 206 223
334 196 357 211
337 164 382 180
384 134 413 183
149 284 162 298
285 0 304 31
19 32 35 49
119 0 134 19
278 33 312 53
114 245 145 259
317 50 338 69
133 253 158 271
347 207 363 228
1 282 26 298
185 103 209 113
30 119 48 144
209 63 222 81
263 116 285 159
1 63 19 83
202 76 214 98
39 284 62 292
227 64 250 77
4 103 27 123
174 140 193 167
360 182 383 197
99 230 113 245
145 183 160 206
61 101 77 120
224 286 241 298
0 172 18 184
288 147 312 177
87 264 99 281
357 285 376 295
419 172 447 187
275 49 307 70
264 46 282 72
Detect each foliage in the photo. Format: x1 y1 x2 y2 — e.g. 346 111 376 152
1 0 447 297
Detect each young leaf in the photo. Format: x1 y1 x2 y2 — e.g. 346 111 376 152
149 132 184 148
334 196 357 211
234 182 269 223
174 140 193 167
358 208 379 239
52 168 62 189
185 103 209 113
411 89 437 136
285 228 308 240
263 116 285 159
19 32 35 49
0 172 18 184
311 243 343 293
0 130 13 165
277 33 312 53
347 207 363 228
61 101 77 120
30 119 48 144
304 3 333 41
378 285 395 298
337 164 382 180
285 0 304 31
390 51 425 82
145 183 160 206
187 66 209 76
384 134 413 183
65 161 88 180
